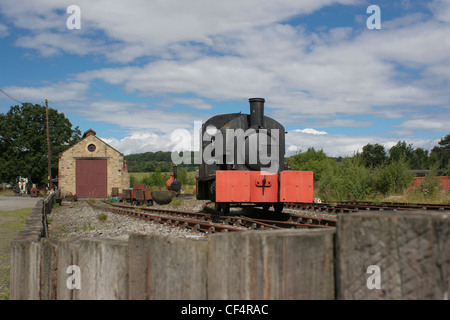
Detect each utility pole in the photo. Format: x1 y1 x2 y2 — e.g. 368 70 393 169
44 99 52 190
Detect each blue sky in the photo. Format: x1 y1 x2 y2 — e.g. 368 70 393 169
0 0 449 157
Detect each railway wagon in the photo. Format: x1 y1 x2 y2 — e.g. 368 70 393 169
196 98 313 214
135 189 153 206
122 184 152 205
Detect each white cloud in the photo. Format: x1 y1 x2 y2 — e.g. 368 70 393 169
1 0 359 63
101 127 442 158
397 118 450 131
100 125 202 156
72 99 208 132
101 132 176 156
1 0 448 155
285 130 440 158
170 97 213 110
72 8 450 127
293 128 328 135
429 0 450 23
1 82 88 103
15 32 106 57
0 23 8 37
0 1 63 31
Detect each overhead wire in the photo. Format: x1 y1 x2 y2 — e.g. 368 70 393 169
0 87 24 104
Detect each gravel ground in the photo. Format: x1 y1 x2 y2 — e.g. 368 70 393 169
48 198 208 240
48 197 337 241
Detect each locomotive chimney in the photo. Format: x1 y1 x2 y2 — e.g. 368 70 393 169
173 164 178 180
249 98 264 128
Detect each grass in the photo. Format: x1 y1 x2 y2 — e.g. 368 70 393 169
130 172 196 187
128 172 150 182
97 213 108 221
130 172 449 204
0 207 33 300
82 222 96 231
0 189 14 196
169 197 183 208
128 172 197 195
314 189 450 205
393 190 449 205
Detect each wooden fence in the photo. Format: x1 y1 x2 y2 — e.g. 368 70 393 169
10 199 449 300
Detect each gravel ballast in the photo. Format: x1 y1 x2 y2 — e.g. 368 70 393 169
48 199 207 240
48 198 336 241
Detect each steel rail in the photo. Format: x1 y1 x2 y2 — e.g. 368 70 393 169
285 201 450 213
88 201 244 233
93 200 333 233
110 201 286 231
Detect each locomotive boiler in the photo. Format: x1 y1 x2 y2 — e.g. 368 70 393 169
196 98 313 214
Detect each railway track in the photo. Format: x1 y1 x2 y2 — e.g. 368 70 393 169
87 200 335 235
285 200 450 213
87 198 447 235
88 200 243 233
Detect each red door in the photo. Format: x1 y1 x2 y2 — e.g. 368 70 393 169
76 159 107 198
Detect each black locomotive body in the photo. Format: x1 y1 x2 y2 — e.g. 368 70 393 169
196 98 313 214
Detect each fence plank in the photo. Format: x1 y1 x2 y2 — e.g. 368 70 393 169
78 238 129 300
336 211 450 299
128 234 208 300
207 229 335 299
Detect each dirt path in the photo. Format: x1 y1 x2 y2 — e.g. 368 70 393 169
0 195 40 211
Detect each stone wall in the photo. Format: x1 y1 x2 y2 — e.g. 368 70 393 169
58 134 129 198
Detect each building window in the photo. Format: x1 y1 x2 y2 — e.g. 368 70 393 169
88 144 96 152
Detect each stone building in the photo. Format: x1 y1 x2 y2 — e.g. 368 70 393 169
58 129 130 198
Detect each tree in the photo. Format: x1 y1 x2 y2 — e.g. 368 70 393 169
389 141 413 163
374 159 414 195
288 148 330 182
361 143 387 167
0 103 81 185
429 134 450 172
409 147 429 170
388 141 430 169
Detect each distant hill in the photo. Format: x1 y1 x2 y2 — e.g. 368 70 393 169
124 151 199 172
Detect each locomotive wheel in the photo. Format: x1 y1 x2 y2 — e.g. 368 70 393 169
214 202 230 215
222 203 230 215
214 202 220 215
273 203 284 214
209 181 216 202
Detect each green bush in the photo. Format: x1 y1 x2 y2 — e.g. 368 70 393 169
318 157 416 201
129 175 138 187
318 157 375 201
289 148 331 182
374 159 414 195
414 167 440 198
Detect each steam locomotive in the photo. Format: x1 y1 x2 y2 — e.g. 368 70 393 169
196 98 313 214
